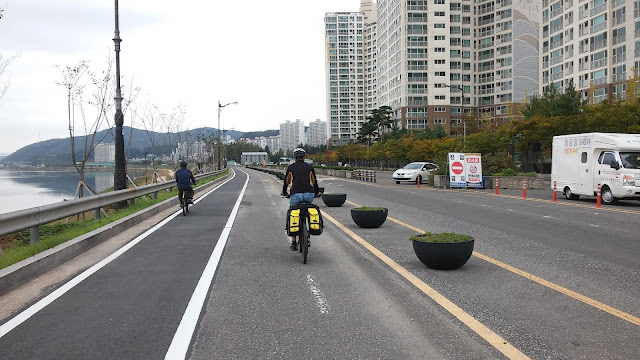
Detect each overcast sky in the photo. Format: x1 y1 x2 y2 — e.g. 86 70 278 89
0 0 362 154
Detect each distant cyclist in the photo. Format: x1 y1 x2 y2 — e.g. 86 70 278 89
175 161 196 206
282 148 320 250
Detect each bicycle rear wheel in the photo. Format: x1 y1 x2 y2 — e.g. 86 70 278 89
300 215 308 264
182 194 187 216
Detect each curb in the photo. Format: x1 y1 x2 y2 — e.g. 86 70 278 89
0 173 230 297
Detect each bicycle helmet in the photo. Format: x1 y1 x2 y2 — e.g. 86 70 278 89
293 148 306 159
180 161 187 168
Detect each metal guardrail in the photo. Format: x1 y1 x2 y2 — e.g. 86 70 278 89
0 169 227 242
352 169 377 182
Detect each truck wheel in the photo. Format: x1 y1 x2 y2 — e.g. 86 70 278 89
564 187 579 200
601 186 618 205
396 181 400 184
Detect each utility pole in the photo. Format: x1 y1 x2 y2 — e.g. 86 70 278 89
113 0 126 198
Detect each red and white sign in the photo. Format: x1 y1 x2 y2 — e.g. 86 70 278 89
451 161 464 174
465 153 483 188
448 153 466 187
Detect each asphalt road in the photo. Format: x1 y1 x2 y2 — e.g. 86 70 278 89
0 166 638 359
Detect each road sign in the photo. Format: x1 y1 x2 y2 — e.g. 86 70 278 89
451 161 464 175
465 153 483 188
448 153 466 188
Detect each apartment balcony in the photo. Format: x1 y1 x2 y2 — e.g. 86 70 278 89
407 101 428 106
479 42 495 49
479 30 495 37
591 58 608 69
613 54 626 64
590 22 607 35
579 80 588 88
408 78 427 82
565 50 574 59
499 84 513 92
551 71 564 81
478 76 495 83
636 28 640 38
551 56 564 66
613 72 627 82
450 65 461 70
551 8 563 18
407 29 427 35
635 48 640 57
479 99 495 106
636 7 640 19
407 89 428 94
579 11 588 20
478 18 495 26
543 30 549 38
407 5 427 10
498 72 512 79
551 26 562 34
407 53 428 59
613 34 626 45
407 18 428 23
543 77 550 84
478 66 495 72
579 27 589 37
407 41 428 47
590 40 607 52
478 53 494 61
497 0 512 9
590 3 607 16
551 41 563 50
613 14 626 26
592 77 607 86
408 65 428 70
579 62 589 71
478 88 495 95
478 5 495 15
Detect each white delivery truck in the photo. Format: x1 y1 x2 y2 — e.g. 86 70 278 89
551 133 640 204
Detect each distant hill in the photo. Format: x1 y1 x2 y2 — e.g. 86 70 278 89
240 129 279 139
1 126 245 166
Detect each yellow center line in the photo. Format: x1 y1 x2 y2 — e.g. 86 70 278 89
322 211 530 360
345 200 640 327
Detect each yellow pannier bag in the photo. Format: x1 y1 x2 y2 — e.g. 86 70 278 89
286 208 300 236
307 205 323 235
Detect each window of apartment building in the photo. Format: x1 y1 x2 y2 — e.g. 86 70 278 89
434 35 445 40
435 47 445 52
435 95 446 100
434 107 446 112
434 118 446 124
434 0 445 4
434 71 446 76
435 11 445 16
434 23 445 28
435 59 446 64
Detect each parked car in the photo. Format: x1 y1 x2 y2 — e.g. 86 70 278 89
392 162 438 184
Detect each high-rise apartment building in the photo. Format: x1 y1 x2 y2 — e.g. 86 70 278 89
540 0 633 103
324 10 367 146
94 142 115 162
280 120 306 153
307 119 328 147
327 0 540 137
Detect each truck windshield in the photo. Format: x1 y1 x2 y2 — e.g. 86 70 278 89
619 152 640 169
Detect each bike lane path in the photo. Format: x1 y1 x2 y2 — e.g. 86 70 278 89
0 169 248 359
188 168 501 359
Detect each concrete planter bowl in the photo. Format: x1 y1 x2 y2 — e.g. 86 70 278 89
322 193 347 207
411 233 474 270
350 207 388 228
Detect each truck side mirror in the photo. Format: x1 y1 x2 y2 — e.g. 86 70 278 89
610 160 620 170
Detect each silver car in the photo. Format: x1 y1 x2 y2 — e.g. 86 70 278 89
393 162 439 184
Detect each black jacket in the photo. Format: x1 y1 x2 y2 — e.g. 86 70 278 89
282 160 320 195
175 168 196 190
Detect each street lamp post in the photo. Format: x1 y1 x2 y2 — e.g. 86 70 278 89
112 0 127 198
217 100 238 170
144 152 148 185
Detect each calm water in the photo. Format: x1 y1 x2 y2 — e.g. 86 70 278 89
0 169 143 214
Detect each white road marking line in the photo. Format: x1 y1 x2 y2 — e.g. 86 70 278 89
0 169 238 339
507 209 514 212
305 275 329 315
165 168 250 360
590 224 600 228
543 215 555 219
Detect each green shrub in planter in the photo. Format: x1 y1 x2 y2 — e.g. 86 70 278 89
351 207 388 228
410 232 474 270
